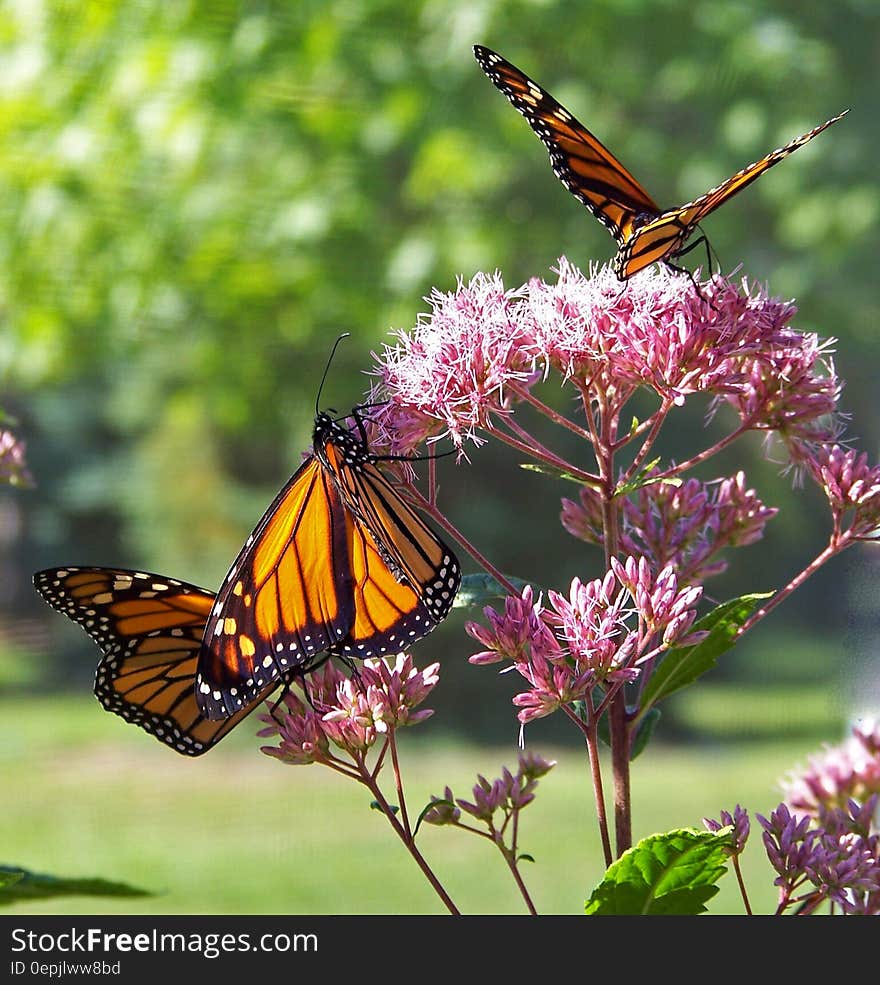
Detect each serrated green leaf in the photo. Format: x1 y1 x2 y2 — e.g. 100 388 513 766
452 572 530 608
0 866 150 905
584 828 732 915
639 593 773 717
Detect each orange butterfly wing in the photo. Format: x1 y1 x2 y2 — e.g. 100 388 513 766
329 455 461 659
474 45 660 245
475 45 846 280
33 567 269 755
195 454 353 719
614 111 849 279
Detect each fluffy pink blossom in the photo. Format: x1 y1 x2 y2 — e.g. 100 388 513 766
805 444 880 537
375 270 536 452
782 719 880 815
468 556 705 724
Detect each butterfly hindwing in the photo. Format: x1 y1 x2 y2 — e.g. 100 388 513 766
475 44 846 280
33 566 268 755
328 452 461 659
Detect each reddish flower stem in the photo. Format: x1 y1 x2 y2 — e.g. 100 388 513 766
650 421 752 481
563 703 613 868
737 538 843 639
595 391 633 858
507 379 595 442
492 425 599 484
357 762 460 914
618 398 673 486
388 732 411 837
732 856 753 915
500 846 538 915
405 484 520 596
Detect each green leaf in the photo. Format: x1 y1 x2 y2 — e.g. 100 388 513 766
0 870 24 890
453 572 530 608
630 708 661 760
370 800 399 815
639 593 773 717
413 798 456 837
517 853 536 864
519 462 600 487
615 462 680 499
584 828 733 915
0 866 150 906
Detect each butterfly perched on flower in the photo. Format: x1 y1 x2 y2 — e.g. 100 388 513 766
35 402 461 753
474 44 847 281
194 406 461 720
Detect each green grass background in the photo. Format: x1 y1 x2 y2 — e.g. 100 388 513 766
1 690 842 916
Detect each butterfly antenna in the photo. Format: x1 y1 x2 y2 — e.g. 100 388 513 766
316 333 351 416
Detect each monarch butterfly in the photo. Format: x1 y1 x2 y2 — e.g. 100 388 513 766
32 566 273 755
35 403 461 748
195 405 461 720
474 45 847 280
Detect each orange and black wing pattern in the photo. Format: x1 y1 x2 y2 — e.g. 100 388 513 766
474 44 660 246
195 451 351 720
474 44 846 280
33 566 269 756
327 449 460 660
613 111 848 280
196 413 461 720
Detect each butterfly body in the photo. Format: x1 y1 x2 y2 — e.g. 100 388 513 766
474 44 846 280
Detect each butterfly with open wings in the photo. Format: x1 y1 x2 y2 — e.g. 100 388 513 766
35 405 461 754
474 45 846 281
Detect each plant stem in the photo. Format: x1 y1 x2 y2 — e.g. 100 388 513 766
405 484 520 595
501 847 538 915
507 379 595 442
738 539 843 638
564 704 613 868
359 764 460 914
732 856 753 915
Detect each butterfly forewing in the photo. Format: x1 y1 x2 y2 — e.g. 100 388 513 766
196 455 355 720
327 456 461 659
474 44 660 243
197 412 462 717
33 567 267 755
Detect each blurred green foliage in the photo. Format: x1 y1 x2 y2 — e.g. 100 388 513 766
1 0 878 739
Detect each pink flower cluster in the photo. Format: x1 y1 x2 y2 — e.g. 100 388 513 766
0 429 32 487
757 798 880 914
259 654 440 765
782 718 880 814
375 271 535 453
806 444 880 538
466 556 705 724
372 259 838 460
562 471 778 585
422 751 555 827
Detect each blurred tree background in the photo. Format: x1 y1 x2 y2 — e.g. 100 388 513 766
3 0 879 772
